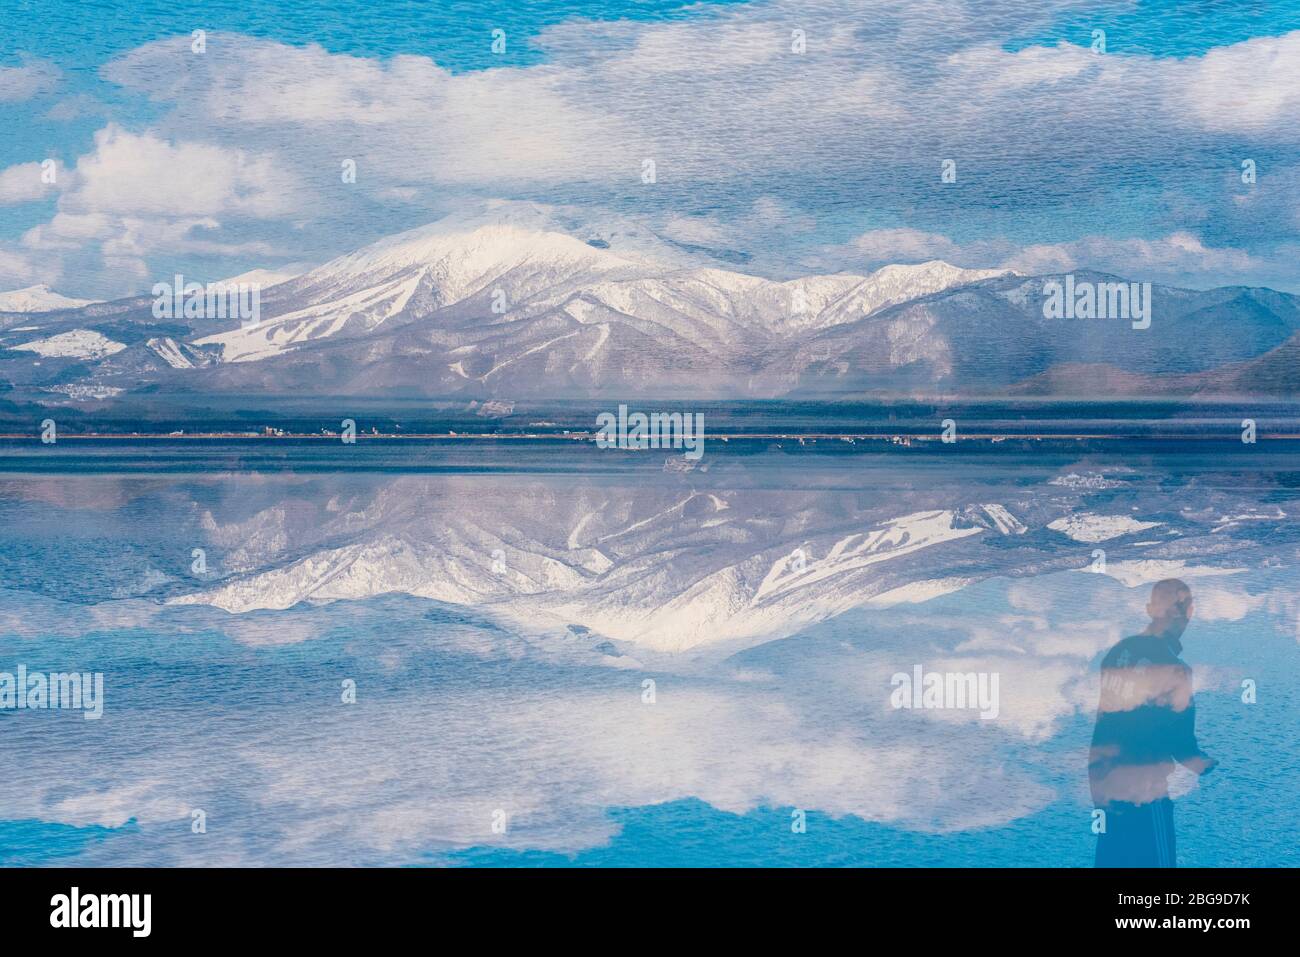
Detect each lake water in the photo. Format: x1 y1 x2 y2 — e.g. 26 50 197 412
1 437 1296 866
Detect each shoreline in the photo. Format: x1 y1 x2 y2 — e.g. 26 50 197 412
3 431 1300 442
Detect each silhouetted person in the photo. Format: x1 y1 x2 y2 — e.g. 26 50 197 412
1089 579 1216 867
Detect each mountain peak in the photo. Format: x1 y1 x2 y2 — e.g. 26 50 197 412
0 284 99 313
323 200 696 276
867 259 1013 283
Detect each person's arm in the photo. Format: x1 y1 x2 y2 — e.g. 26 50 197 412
1172 666 1217 775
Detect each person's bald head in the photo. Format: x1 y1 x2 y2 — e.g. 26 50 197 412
1146 578 1193 639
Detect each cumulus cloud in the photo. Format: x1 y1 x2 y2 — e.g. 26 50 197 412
8 127 304 292
8 2 1300 291
60 126 300 219
102 36 635 187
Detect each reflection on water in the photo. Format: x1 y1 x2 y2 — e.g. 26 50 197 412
0 442 1296 865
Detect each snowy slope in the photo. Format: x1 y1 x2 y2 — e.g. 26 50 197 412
10 329 127 359
1048 514 1161 543
211 265 313 290
192 215 666 362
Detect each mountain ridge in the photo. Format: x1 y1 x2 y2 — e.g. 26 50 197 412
1 202 1297 402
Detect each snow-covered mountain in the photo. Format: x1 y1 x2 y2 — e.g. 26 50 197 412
2 201 1297 401
0 284 99 313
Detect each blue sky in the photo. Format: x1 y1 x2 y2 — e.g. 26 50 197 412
2 0 1300 297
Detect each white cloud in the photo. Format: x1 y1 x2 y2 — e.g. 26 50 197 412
7 4 1300 290
1004 232 1262 282
0 59 61 102
56 14 1300 193
656 196 816 250
945 41 1098 91
0 161 60 205
63 125 300 219
1172 31 1300 134
823 225 1271 287
0 653 1053 862
657 212 732 246
848 227 964 263
103 38 635 186
7 127 300 292
0 244 44 287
